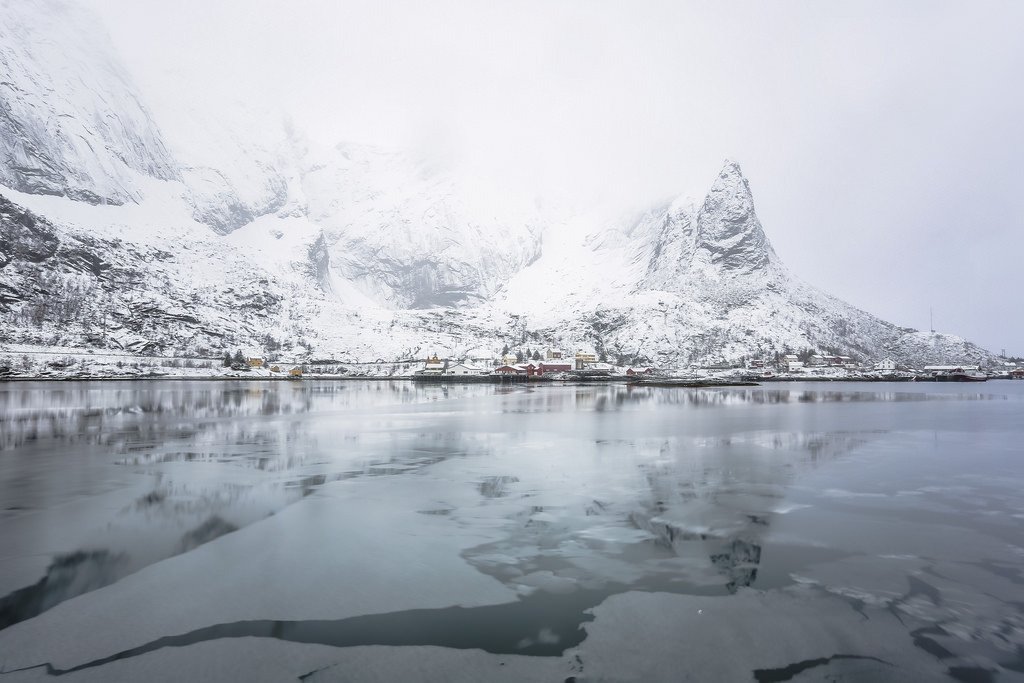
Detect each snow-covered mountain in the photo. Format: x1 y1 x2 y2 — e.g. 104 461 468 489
0 0 996 368
495 161 991 367
0 0 178 204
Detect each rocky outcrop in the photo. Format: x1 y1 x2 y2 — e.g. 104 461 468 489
0 195 59 267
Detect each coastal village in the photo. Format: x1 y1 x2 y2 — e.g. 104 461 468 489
2 343 1023 382
407 348 1024 383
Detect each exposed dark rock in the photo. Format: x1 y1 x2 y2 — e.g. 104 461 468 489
0 195 60 265
58 246 112 276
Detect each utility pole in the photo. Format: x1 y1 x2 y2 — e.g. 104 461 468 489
930 307 934 334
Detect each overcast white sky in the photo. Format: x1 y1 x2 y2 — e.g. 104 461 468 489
85 0 1024 355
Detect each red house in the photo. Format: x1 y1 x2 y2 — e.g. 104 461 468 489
494 365 523 375
625 367 653 376
538 362 572 375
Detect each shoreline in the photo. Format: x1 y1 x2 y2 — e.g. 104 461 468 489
2 375 1013 386
0 374 409 383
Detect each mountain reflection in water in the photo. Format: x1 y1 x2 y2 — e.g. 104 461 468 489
1 380 1022 681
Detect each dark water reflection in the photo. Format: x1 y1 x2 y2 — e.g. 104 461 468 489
1 380 1023 679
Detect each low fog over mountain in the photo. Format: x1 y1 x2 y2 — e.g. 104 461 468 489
0 0 1010 366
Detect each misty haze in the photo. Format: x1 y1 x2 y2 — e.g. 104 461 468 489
1 1 1023 681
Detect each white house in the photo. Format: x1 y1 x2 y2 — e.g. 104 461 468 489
445 363 483 376
874 358 897 371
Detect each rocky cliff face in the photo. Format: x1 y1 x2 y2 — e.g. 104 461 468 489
692 161 777 275
638 160 782 297
148 104 296 236
184 163 289 236
0 0 178 205
299 143 543 309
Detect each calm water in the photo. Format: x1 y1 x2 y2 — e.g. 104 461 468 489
0 380 1022 681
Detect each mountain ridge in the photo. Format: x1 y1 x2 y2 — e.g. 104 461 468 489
0 0 998 368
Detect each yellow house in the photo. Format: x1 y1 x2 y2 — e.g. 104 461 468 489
270 365 281 373
289 367 303 377
248 358 264 368
423 354 445 374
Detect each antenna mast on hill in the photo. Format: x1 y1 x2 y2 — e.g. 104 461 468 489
930 307 934 334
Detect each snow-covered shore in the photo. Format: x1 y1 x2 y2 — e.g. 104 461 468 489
0 344 422 381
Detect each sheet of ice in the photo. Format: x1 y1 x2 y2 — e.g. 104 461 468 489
0 640 564 683
0 475 518 671
572 587 949 681
2 382 1024 680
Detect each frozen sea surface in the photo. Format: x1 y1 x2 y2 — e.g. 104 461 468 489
0 380 1023 681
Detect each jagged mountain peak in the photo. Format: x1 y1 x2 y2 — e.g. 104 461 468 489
692 159 777 274
713 158 747 184
694 159 752 217
637 159 780 294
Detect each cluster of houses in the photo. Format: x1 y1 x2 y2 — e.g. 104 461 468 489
241 357 304 377
241 348 1024 381
420 349 894 378
418 347 1024 381
748 354 867 373
748 354 1024 380
748 353 963 376
418 349 653 378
